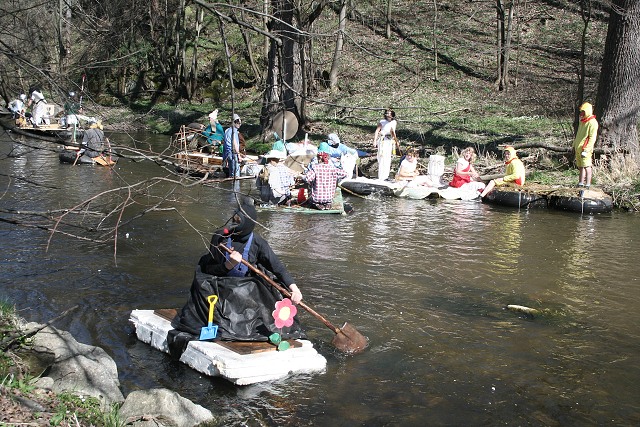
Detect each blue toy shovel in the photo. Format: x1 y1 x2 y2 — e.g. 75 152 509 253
199 295 219 340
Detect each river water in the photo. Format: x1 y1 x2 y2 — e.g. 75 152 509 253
1 130 639 426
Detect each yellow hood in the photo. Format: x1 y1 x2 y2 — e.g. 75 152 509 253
579 102 593 117
504 145 517 162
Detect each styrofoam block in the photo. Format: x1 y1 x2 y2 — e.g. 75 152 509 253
129 310 327 385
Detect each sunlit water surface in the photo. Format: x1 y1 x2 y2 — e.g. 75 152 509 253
1 131 639 425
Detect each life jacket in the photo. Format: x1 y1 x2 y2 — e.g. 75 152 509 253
225 233 253 277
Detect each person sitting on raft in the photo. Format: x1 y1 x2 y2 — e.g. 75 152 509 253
7 94 26 121
449 147 486 192
302 151 347 210
257 150 298 206
202 199 302 304
479 145 525 198
395 148 436 187
169 198 305 350
201 109 224 153
80 120 106 157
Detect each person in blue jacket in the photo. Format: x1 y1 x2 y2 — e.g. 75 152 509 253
326 133 370 158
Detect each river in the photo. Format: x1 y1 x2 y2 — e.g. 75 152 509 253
1 130 639 426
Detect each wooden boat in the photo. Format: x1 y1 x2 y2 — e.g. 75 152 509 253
481 184 613 214
59 148 117 166
173 151 262 178
0 105 83 143
257 188 349 215
129 309 327 386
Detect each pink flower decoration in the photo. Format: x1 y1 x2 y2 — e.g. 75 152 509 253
272 298 297 329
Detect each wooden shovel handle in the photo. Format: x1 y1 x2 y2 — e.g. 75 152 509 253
218 244 340 334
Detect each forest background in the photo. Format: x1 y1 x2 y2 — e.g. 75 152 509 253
1 0 639 203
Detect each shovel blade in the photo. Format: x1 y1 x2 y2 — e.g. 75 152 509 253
331 322 368 354
199 324 218 341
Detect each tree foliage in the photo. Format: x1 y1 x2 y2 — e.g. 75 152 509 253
0 0 637 151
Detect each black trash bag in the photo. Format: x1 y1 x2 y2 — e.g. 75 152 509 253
171 264 306 344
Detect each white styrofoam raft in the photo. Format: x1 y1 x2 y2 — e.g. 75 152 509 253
129 309 327 385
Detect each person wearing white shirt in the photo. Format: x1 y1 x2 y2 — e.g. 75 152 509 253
373 109 398 180
27 88 49 126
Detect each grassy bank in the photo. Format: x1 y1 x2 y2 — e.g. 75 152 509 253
0 301 123 426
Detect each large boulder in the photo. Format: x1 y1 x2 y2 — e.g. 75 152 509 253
119 388 214 427
28 324 124 406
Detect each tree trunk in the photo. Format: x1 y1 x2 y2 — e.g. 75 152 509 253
187 6 205 100
264 0 270 63
495 0 504 89
385 0 392 38
261 0 321 136
576 0 592 130
240 8 262 84
433 0 439 81
329 0 347 91
595 0 640 156
495 1 515 91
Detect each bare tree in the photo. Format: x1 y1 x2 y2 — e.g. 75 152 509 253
329 0 347 91
495 0 515 91
575 0 593 129
432 0 439 81
385 0 392 39
595 0 640 156
260 0 328 136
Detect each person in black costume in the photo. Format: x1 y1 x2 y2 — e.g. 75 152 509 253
199 199 303 304
170 198 305 353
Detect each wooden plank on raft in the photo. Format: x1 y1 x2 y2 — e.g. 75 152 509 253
152 308 302 354
217 340 302 355
154 308 178 322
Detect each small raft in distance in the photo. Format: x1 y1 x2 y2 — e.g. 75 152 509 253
129 309 327 386
59 148 118 166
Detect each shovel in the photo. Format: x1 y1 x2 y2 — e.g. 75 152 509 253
219 245 369 354
199 295 219 340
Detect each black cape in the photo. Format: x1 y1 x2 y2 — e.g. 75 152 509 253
167 262 306 357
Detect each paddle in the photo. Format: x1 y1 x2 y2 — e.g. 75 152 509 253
218 244 369 354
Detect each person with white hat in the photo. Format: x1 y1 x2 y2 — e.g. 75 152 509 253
7 94 26 116
202 109 225 153
7 94 27 123
223 113 243 177
257 149 297 205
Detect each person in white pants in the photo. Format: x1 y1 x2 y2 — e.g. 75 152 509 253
28 88 49 126
374 108 398 180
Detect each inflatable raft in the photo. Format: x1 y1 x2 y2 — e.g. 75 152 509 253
481 184 613 214
339 177 403 197
59 149 117 166
130 309 327 386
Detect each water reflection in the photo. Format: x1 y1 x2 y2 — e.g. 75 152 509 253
2 132 640 425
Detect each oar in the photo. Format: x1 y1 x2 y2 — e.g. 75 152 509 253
219 244 368 354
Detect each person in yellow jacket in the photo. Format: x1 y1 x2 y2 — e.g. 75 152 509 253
573 102 598 188
479 146 525 198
